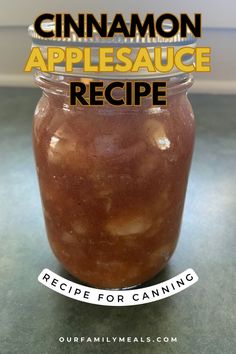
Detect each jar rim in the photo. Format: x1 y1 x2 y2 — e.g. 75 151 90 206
35 70 193 98
29 21 197 79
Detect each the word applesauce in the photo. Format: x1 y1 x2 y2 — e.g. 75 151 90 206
33 73 195 289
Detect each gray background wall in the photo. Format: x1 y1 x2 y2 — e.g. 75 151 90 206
0 0 235 93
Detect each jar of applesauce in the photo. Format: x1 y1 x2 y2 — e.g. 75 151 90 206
30 24 196 289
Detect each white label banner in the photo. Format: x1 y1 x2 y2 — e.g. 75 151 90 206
38 268 198 306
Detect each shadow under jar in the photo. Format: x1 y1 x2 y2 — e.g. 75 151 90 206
33 72 195 289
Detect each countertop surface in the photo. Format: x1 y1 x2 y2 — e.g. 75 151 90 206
0 88 235 354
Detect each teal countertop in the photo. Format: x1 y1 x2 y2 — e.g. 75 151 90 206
0 88 235 354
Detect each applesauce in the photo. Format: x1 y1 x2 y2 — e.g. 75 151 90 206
33 73 195 288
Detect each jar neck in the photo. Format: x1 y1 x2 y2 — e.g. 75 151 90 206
35 71 193 98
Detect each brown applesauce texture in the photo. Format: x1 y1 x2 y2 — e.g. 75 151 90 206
33 87 195 289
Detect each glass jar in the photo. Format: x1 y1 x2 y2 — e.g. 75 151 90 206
30 23 196 289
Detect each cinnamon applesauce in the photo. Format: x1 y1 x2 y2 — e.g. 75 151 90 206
33 73 195 288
